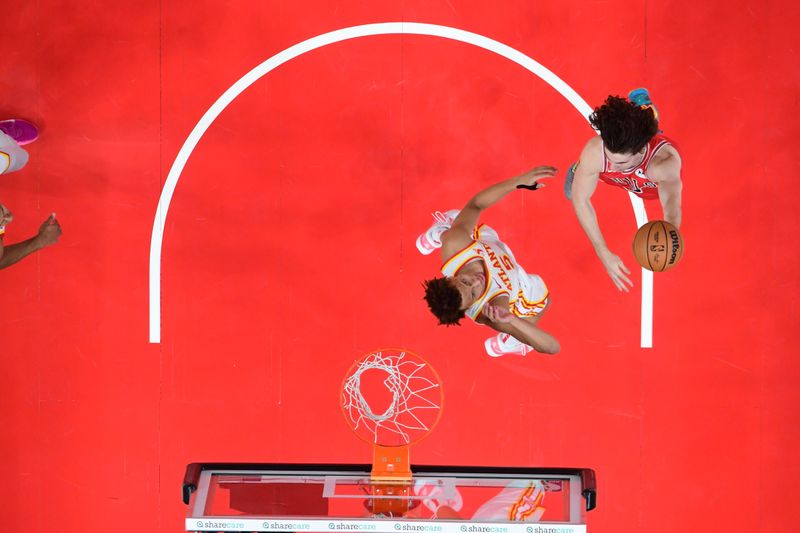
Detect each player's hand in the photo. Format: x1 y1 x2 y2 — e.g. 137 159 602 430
36 213 62 247
514 165 557 190
0 204 13 226
600 251 633 292
483 304 514 323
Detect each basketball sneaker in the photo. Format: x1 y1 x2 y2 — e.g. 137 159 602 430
628 88 659 122
484 333 532 357
415 209 460 255
0 119 39 145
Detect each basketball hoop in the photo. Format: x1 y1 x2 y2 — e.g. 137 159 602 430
341 348 443 515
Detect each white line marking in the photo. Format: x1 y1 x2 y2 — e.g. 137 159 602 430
630 194 652 347
149 22 652 346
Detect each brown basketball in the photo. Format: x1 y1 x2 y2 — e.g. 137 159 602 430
632 220 684 272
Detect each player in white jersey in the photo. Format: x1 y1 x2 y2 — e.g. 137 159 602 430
418 165 560 357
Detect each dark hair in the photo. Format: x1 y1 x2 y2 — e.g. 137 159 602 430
422 277 465 326
589 95 658 154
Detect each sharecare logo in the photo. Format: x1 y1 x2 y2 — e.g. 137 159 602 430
327 523 377 531
459 526 509 533
263 522 311 530
525 527 576 533
195 520 245 530
394 525 442 532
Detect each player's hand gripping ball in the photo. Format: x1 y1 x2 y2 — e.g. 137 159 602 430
632 220 683 272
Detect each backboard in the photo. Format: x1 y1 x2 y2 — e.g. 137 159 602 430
183 463 596 533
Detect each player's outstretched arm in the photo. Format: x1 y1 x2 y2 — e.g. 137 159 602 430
0 213 61 270
482 304 560 355
653 152 682 228
448 165 556 235
571 141 632 292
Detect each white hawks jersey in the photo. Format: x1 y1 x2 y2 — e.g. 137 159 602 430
440 224 548 321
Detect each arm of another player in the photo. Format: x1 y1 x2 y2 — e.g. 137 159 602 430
652 152 683 228
441 166 556 256
571 140 633 292
482 303 560 355
0 213 61 270
446 165 556 236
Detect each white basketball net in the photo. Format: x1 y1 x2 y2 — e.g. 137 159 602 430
342 350 442 445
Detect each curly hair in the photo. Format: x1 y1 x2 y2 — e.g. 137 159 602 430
422 277 465 326
589 95 658 154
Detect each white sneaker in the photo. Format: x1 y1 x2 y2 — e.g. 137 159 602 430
415 210 460 255
484 333 532 357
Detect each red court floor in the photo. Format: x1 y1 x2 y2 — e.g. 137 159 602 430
1 2 798 532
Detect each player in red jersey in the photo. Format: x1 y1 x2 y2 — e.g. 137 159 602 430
564 93 682 291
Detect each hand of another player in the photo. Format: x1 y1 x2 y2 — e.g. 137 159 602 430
483 304 514 323
36 213 62 247
0 204 13 226
515 165 557 190
600 251 633 292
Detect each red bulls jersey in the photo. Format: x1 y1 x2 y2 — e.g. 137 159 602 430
598 134 675 200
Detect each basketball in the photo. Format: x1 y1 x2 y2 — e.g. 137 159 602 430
632 220 683 272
